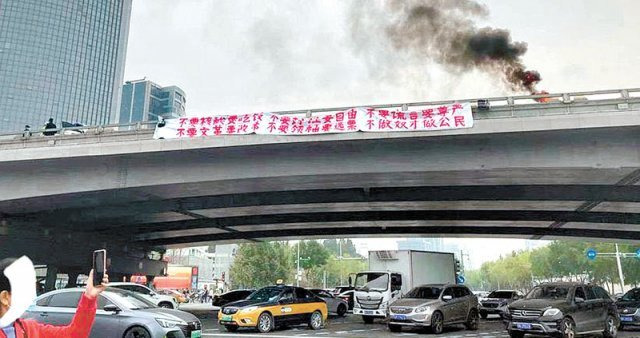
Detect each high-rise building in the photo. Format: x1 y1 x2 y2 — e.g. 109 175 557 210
0 0 132 133
397 238 445 252
119 79 186 124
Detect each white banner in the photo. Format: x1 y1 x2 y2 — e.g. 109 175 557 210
357 102 473 132
255 110 358 135
153 102 473 139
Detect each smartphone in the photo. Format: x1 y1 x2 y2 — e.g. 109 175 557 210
92 249 106 286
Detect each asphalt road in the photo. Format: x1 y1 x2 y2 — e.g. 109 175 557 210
179 304 640 338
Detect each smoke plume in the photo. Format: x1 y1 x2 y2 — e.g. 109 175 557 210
354 0 541 93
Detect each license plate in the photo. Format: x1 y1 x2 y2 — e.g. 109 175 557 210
364 310 374 315
222 315 233 321
391 314 407 320
621 316 633 322
516 323 532 330
190 330 202 338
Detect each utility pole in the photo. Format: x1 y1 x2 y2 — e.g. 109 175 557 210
297 241 301 287
615 243 626 293
339 239 344 286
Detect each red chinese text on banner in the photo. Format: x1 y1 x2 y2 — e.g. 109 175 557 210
153 113 263 139
356 102 473 132
255 109 359 135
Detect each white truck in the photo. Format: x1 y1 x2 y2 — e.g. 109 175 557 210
352 250 457 323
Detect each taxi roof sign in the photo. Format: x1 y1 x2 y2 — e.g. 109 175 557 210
276 279 284 285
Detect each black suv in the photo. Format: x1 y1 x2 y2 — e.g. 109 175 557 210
616 287 640 329
505 282 618 338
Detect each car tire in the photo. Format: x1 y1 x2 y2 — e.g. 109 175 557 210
257 312 274 333
480 311 488 319
508 331 524 338
337 304 347 317
430 311 444 334
560 317 576 338
363 316 375 324
465 309 479 330
124 326 152 338
603 314 618 338
309 310 323 330
224 325 238 332
158 302 173 309
388 324 402 332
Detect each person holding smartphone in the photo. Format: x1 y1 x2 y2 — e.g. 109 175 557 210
0 256 108 338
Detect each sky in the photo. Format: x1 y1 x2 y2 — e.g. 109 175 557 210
123 0 640 269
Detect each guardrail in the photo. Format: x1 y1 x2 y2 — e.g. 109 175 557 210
1 87 639 144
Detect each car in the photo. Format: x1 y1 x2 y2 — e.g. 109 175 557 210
479 290 522 319
505 282 618 338
218 284 328 333
473 290 490 301
616 287 640 330
331 285 354 296
212 289 255 307
110 282 178 309
157 289 188 304
309 289 349 317
337 289 355 310
23 287 202 338
387 284 479 333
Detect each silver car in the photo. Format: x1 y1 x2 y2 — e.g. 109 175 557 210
23 287 202 338
310 289 349 317
388 284 479 334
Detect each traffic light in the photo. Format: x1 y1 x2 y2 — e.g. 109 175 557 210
221 272 225 282
455 259 462 274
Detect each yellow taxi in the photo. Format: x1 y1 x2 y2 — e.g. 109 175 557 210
217 284 328 333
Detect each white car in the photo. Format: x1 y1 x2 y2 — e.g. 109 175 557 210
109 282 178 309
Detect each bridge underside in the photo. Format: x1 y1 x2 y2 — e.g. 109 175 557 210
3 126 640 251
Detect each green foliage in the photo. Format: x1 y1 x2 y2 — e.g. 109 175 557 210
229 242 294 288
298 240 331 269
466 240 640 293
322 239 361 258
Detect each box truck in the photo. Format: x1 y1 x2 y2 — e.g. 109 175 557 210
353 250 457 323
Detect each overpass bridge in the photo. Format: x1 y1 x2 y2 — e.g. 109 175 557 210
1 88 640 271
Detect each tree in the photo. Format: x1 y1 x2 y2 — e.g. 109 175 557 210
322 239 361 258
229 242 294 288
298 241 331 269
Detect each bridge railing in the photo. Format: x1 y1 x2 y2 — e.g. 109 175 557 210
1 87 639 145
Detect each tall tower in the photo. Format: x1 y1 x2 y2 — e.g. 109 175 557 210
0 0 132 132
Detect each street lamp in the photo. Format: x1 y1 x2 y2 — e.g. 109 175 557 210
296 241 310 286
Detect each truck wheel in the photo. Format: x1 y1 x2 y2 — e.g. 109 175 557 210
363 316 374 324
337 304 347 317
388 324 401 332
480 310 488 319
603 314 617 338
465 309 479 330
430 311 444 334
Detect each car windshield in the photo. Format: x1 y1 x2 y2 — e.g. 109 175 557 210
488 291 514 299
405 286 442 299
621 289 640 301
526 286 570 300
106 288 157 310
246 287 282 302
354 273 389 292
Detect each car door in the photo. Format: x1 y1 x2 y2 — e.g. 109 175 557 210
90 295 124 338
572 286 592 332
440 287 458 323
44 291 83 325
453 287 470 321
276 287 296 325
584 286 606 331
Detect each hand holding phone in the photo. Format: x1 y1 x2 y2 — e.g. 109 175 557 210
93 249 106 286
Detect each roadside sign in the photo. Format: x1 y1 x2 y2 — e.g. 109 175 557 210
457 275 465 284
586 248 597 260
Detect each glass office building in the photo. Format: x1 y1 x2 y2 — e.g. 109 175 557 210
0 0 132 133
119 79 186 124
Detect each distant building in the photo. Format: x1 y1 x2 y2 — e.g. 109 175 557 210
397 238 445 252
119 79 186 124
210 244 238 291
0 0 132 132
165 247 214 286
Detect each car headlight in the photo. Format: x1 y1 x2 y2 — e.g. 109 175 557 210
543 308 561 317
415 306 430 313
156 318 187 328
240 306 258 313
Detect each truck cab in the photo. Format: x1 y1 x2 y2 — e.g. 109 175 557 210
353 271 405 323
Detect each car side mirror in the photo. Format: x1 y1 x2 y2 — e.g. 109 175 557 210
442 295 453 301
104 304 120 313
575 297 585 304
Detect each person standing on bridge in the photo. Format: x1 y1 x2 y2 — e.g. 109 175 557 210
42 118 57 136
0 256 108 338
